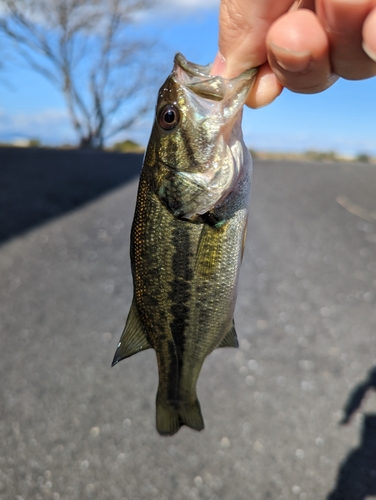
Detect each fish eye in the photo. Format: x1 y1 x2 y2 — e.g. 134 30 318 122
158 104 180 131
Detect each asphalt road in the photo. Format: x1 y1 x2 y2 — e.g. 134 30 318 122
1 148 376 500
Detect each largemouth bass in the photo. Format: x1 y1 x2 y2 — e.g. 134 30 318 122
112 53 257 436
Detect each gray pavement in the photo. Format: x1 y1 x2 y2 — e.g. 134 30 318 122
1 149 376 500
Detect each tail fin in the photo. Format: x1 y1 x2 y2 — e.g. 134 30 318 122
156 394 205 436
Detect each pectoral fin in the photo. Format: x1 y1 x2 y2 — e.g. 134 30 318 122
217 321 239 348
195 220 228 278
111 299 151 366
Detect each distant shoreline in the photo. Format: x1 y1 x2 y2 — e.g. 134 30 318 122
1 142 375 164
251 150 376 164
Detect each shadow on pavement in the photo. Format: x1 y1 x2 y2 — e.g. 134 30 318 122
0 147 143 244
340 367 376 426
327 368 376 500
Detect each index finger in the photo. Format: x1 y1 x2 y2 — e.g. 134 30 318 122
217 0 296 77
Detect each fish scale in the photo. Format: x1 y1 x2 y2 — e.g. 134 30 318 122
112 53 258 436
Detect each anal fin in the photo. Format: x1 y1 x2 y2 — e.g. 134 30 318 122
111 299 151 366
217 321 239 349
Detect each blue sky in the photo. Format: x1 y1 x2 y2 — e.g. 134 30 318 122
1 1 375 156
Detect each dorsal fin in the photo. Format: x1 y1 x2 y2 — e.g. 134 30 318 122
111 299 151 366
217 321 239 349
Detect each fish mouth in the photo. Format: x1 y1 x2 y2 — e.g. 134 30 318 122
174 53 212 78
173 53 258 102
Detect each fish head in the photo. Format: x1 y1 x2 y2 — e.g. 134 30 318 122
148 53 258 220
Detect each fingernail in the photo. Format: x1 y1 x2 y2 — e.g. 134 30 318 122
269 43 311 73
252 95 280 109
363 42 376 62
247 72 284 109
211 51 226 76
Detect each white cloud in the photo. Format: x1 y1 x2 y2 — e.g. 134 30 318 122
0 106 156 148
0 107 76 146
132 0 219 22
167 0 219 9
243 126 376 156
3 104 372 155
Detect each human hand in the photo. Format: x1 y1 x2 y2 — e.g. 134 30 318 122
211 0 376 108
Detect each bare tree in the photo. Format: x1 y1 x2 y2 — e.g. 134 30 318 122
0 0 160 148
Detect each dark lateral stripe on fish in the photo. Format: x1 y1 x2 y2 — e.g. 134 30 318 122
166 340 179 402
165 225 194 400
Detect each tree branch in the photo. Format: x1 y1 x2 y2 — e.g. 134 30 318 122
0 0 159 147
